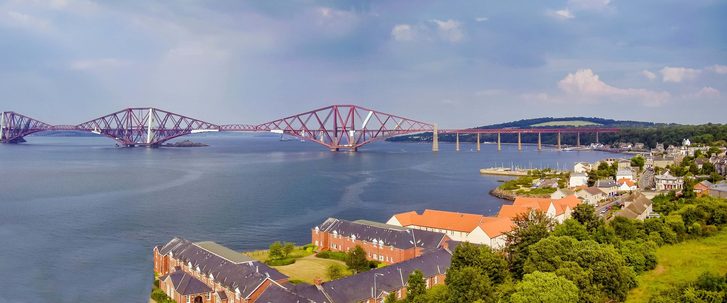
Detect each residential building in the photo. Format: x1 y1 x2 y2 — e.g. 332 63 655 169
536 178 560 189
497 195 581 223
573 162 592 173
576 187 606 206
291 249 452 303
616 168 634 181
694 180 713 196
618 159 632 169
614 192 653 220
569 172 588 188
154 237 289 303
617 178 637 192
708 184 727 199
596 178 619 197
655 170 684 191
638 168 656 190
312 218 449 264
551 188 575 200
386 210 512 249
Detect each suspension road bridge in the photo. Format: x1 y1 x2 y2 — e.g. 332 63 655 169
0 105 618 152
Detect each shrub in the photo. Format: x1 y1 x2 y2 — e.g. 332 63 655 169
316 251 348 262
265 257 296 266
327 264 347 280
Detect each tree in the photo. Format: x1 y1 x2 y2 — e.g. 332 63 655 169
406 270 426 303
553 219 591 241
510 271 579 303
327 264 346 280
384 292 399 303
346 245 369 273
505 210 555 279
450 242 509 284
269 241 284 260
631 156 645 171
572 203 602 232
445 266 495 303
283 242 295 258
610 216 646 241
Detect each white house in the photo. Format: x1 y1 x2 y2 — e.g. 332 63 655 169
617 178 637 192
569 172 588 188
616 168 634 181
573 162 592 173
655 170 684 191
576 187 606 206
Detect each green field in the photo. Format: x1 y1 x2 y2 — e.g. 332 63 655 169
531 120 602 127
626 229 727 303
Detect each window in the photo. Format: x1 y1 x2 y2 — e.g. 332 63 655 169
186 296 190 303
373 253 377 259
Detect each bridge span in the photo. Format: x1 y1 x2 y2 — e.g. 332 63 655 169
1 105 618 151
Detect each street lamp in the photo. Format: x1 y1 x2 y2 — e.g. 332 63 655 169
373 273 384 301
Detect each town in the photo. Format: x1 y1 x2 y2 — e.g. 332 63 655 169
151 140 727 303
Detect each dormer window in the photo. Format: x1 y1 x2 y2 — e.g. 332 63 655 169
196 266 201 273
187 262 192 270
315 226 320 234
351 235 356 241
209 274 214 281
235 288 241 299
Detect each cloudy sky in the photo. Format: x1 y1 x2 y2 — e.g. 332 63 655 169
1 0 725 127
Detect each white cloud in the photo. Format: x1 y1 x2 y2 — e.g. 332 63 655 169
313 7 360 37
551 9 575 19
70 58 129 71
475 17 489 22
391 24 415 42
1 10 51 32
558 69 670 106
430 19 464 42
706 64 727 74
567 0 611 11
475 89 506 96
391 19 464 43
694 86 720 98
660 66 700 82
641 70 657 80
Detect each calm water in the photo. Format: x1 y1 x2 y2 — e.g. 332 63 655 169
0 134 616 302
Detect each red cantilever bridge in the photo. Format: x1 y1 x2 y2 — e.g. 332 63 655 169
0 105 618 151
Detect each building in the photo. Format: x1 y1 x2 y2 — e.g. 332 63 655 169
536 178 559 189
573 162 592 173
638 168 656 190
655 170 684 191
550 188 576 200
387 210 512 249
312 218 449 264
614 192 653 220
576 187 606 205
569 172 588 188
617 178 637 192
694 180 713 196
708 184 727 199
595 178 619 197
291 249 452 303
618 159 632 169
498 195 581 223
616 168 634 181
153 238 289 303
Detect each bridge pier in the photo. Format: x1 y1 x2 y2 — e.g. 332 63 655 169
476 133 480 152
497 132 501 151
576 132 581 147
538 132 542 151
557 132 561 150
455 133 460 151
595 132 599 144
432 125 439 152
517 132 522 151
0 111 5 142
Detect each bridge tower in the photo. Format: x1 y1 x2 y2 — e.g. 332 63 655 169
0 112 5 142
146 108 155 145
476 133 481 152
432 124 439 152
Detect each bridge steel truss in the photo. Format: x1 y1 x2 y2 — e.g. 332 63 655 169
0 105 620 151
256 105 435 151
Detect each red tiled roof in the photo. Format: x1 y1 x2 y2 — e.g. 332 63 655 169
478 217 514 238
392 209 485 233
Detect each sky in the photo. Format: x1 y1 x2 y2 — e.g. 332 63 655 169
0 0 725 128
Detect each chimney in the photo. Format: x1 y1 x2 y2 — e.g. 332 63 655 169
314 277 323 286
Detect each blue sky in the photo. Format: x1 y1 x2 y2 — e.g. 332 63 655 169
0 0 725 127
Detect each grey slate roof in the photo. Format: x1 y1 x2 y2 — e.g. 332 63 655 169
158 237 286 298
315 218 446 251
318 249 452 303
596 178 617 188
164 270 212 295
256 284 313 303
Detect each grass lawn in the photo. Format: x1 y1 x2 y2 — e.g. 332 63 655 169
244 246 314 262
531 120 602 127
272 255 350 284
626 229 727 303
